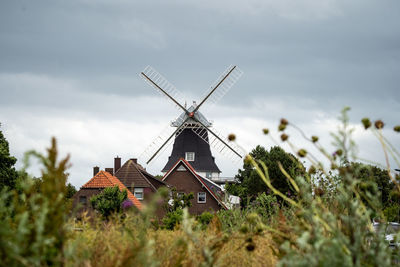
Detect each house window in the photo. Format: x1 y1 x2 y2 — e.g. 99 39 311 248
205 172 212 179
185 152 195 161
134 188 144 200
198 192 206 203
79 196 87 205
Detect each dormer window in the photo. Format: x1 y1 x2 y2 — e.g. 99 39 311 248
185 152 195 161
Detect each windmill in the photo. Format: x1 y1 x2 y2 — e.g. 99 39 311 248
139 65 245 181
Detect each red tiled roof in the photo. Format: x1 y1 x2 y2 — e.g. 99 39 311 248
82 170 142 210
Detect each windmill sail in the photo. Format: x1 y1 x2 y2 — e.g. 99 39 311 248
196 65 243 111
141 66 186 112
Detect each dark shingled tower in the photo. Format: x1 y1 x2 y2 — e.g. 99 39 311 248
161 128 221 173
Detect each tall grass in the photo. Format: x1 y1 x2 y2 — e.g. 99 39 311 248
1 108 399 266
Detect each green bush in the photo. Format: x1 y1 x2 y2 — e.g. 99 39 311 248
197 211 214 226
162 209 183 230
90 186 127 219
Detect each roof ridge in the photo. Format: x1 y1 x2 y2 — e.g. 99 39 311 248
130 160 157 191
81 170 142 210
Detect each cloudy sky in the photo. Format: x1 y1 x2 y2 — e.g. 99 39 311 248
1 0 399 188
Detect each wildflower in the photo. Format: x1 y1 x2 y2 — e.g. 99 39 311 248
311 136 319 143
361 118 371 129
280 118 289 125
297 149 307 158
394 125 400 132
228 133 236 141
280 134 289 141
122 200 133 209
374 120 384 129
262 128 269 135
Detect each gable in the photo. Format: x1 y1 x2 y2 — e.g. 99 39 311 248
163 160 227 209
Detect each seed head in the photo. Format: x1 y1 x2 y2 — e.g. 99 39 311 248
280 133 289 142
262 128 269 135
228 133 236 141
361 118 371 130
311 136 319 143
308 165 316 175
335 149 343 157
278 124 286 131
314 187 325 197
246 242 255 252
394 125 400 132
239 225 249 234
244 154 252 165
374 120 384 129
280 118 289 125
297 149 307 158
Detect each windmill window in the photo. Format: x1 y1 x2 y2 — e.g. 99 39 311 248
177 165 187 171
134 188 144 200
185 152 195 161
198 192 206 203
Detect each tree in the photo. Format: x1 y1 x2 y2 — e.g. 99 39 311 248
226 145 304 206
349 162 395 209
90 186 127 219
0 124 19 190
65 183 77 199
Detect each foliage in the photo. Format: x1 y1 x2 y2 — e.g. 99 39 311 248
249 107 400 266
0 124 19 191
162 208 184 230
0 137 70 266
90 186 127 219
65 183 77 199
348 162 394 209
161 190 194 229
165 189 194 212
197 211 214 227
226 145 304 206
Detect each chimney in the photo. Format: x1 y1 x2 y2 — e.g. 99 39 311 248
93 166 99 176
131 158 137 164
114 156 121 173
105 168 114 175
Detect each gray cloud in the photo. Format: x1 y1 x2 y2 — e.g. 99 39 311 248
0 0 399 186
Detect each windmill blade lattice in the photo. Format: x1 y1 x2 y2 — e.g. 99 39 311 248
190 124 246 163
139 122 187 165
199 65 243 109
141 66 186 112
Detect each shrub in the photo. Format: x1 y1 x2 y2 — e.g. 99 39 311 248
162 209 183 230
90 186 127 219
0 138 70 266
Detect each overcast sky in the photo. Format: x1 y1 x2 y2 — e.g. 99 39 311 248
1 0 399 188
